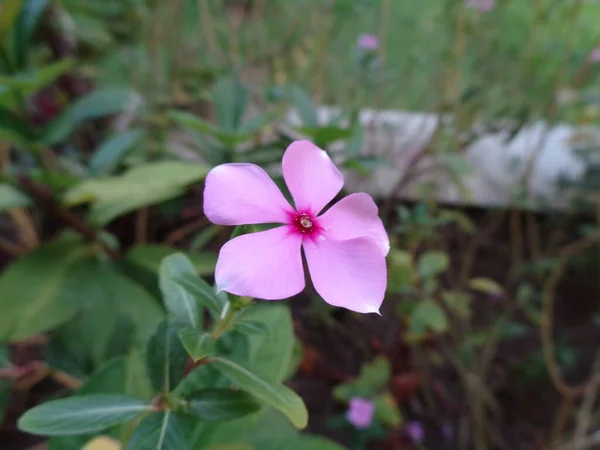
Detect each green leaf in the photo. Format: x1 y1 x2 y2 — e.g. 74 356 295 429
172 272 223 315
179 328 215 362
212 75 248 131
286 86 317 127
18 394 150 436
210 357 308 429
159 253 200 329
442 290 472 319
234 321 269 337
388 250 416 293
407 299 448 339
417 251 449 279
126 411 190 450
0 0 23 37
186 388 261 422
373 392 402 427
126 244 216 277
297 125 353 148
0 106 35 147
41 87 138 145
0 59 73 94
146 318 188 393
0 183 31 211
63 161 209 226
468 277 503 295
0 238 96 342
13 0 51 69
333 356 390 401
89 129 145 176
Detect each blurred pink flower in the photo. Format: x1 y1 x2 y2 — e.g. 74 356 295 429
590 46 600 63
406 421 425 442
465 0 495 12
346 397 375 429
358 33 379 50
204 140 389 314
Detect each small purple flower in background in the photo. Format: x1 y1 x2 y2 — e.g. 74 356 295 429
406 421 425 442
204 140 389 314
465 0 495 12
441 422 454 440
346 397 375 429
590 46 600 63
357 33 379 50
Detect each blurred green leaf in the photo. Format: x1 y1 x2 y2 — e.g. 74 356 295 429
146 318 188 393
407 299 448 340
210 357 308 429
0 237 97 342
173 272 223 316
388 250 416 293
41 87 138 145
18 395 150 436
179 328 215 362
234 321 269 337
0 183 31 211
229 304 294 382
126 244 216 277
373 392 402 427
159 253 201 329
287 86 317 127
0 0 23 37
0 59 73 94
63 161 209 226
417 251 449 279
297 125 352 148
126 411 190 450
442 290 472 319
89 129 145 176
186 388 261 422
13 0 51 69
333 356 390 401
0 106 35 147
213 75 248 131
468 277 503 295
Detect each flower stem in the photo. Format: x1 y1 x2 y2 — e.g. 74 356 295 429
211 296 253 340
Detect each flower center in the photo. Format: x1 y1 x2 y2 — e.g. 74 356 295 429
291 212 319 235
300 215 313 229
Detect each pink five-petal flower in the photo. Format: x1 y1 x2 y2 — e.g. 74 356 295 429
204 140 389 314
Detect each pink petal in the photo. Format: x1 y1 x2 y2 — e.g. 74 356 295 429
282 140 343 215
204 163 293 225
215 226 305 299
303 236 386 313
318 193 389 256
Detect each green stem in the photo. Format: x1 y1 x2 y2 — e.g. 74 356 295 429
211 296 252 339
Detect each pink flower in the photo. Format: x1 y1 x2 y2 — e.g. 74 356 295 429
590 46 600 63
346 397 375 429
204 140 389 313
357 33 379 50
465 0 495 12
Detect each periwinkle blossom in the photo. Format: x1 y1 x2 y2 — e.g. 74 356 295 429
346 397 375 429
406 421 425 442
204 140 389 313
357 33 379 50
590 47 600 63
465 0 495 12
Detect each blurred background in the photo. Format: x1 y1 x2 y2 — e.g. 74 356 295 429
1 0 600 448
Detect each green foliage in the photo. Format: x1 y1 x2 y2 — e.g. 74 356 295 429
18 395 151 436
89 129 145 176
406 299 449 341
186 389 261 422
127 412 190 450
178 328 215 362
0 237 96 341
146 318 188 393
159 253 202 328
63 161 209 225
210 357 308 429
0 183 31 211
417 251 450 279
